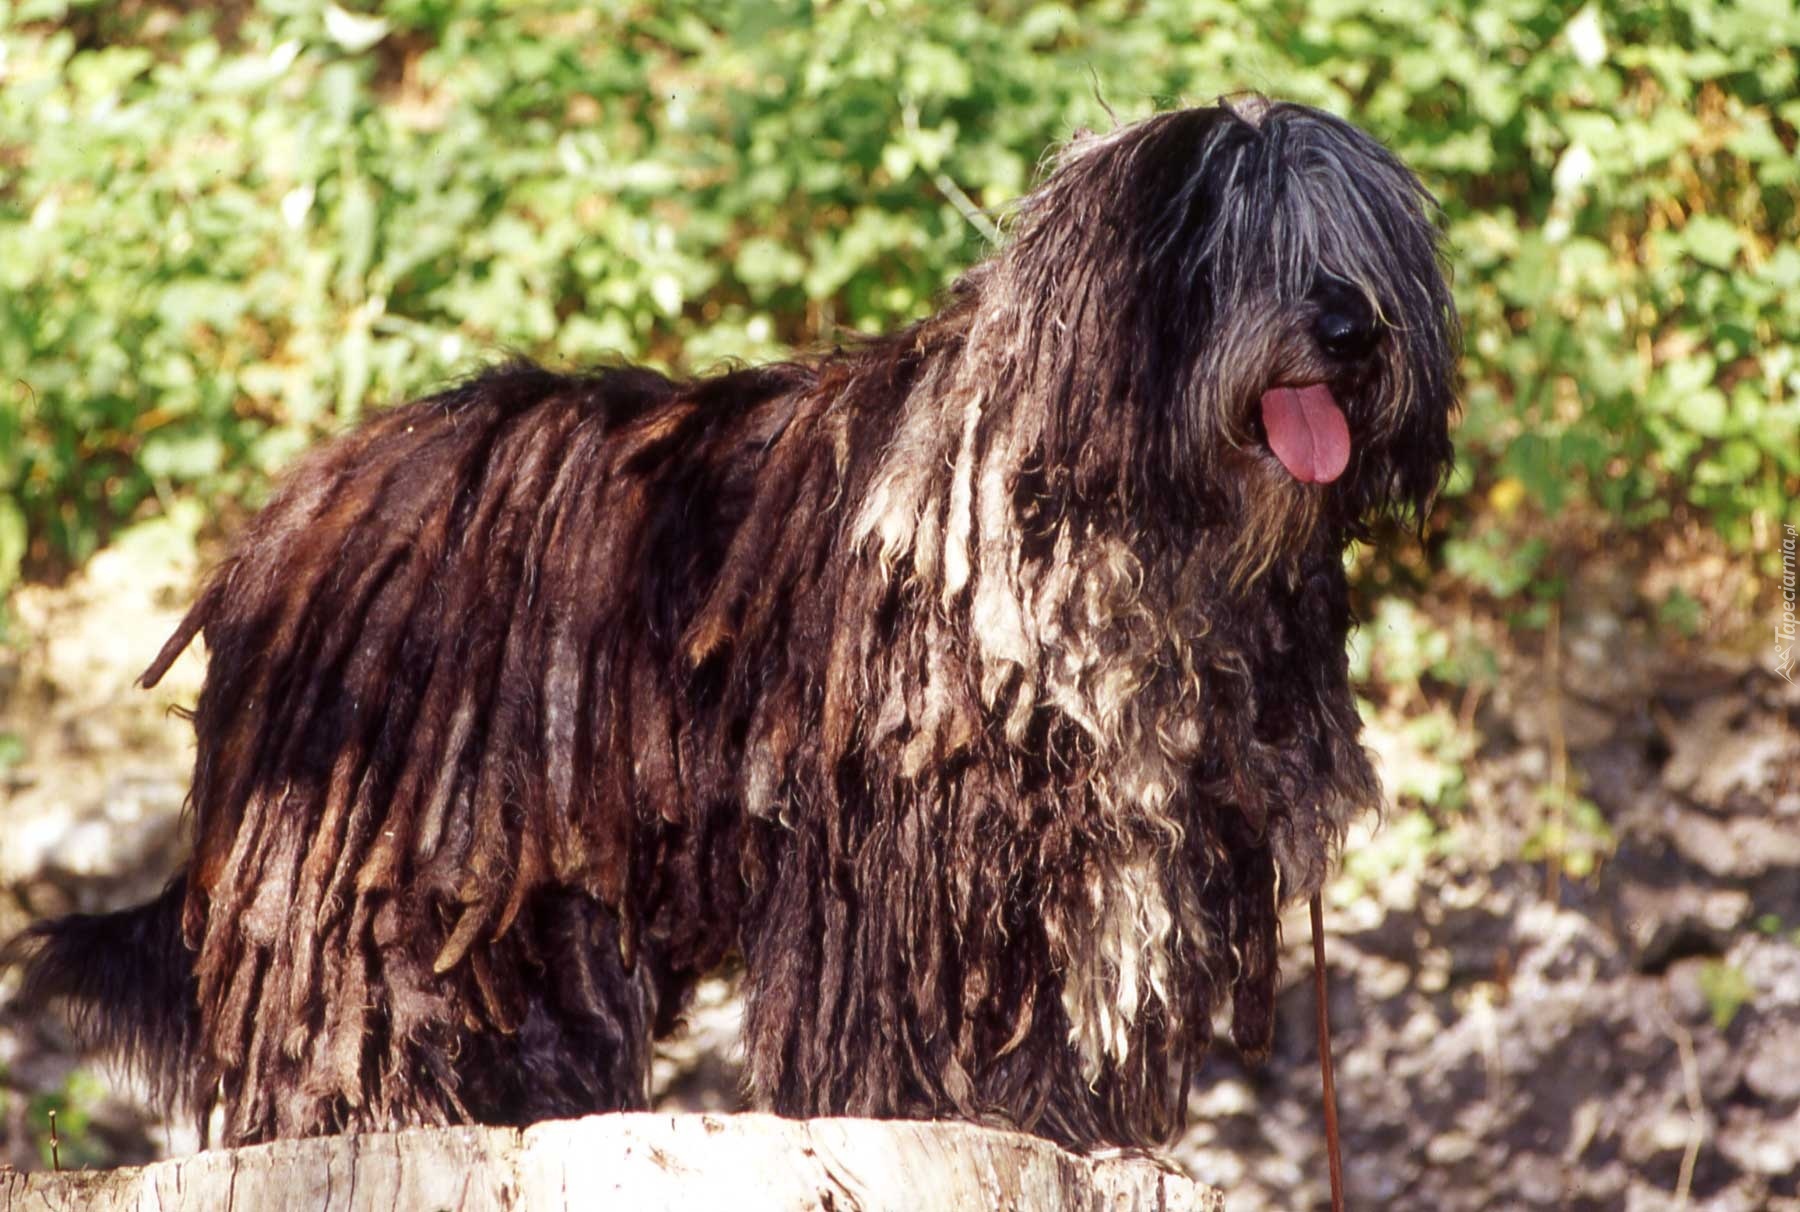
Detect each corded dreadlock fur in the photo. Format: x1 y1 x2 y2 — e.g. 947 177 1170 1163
4 96 1457 1149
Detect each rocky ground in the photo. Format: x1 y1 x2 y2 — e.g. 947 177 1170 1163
2 530 1796 1210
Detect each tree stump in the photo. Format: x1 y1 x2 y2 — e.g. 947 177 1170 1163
0 1113 1224 1211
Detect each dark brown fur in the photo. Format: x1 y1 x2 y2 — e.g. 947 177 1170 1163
5 98 1456 1149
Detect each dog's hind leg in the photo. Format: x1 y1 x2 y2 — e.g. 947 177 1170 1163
446 890 667 1126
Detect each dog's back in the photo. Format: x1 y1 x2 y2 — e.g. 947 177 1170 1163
9 358 846 1140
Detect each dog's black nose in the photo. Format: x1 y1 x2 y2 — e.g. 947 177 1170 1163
1311 282 1379 361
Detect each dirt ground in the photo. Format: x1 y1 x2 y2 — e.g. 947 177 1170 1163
2 527 1796 1210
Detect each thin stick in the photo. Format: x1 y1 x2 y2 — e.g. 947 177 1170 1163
1667 1014 1703 1205
1311 892 1345 1212
1544 601 1566 902
48 1108 61 1173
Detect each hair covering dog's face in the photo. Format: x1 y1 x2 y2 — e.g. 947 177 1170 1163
983 99 1458 576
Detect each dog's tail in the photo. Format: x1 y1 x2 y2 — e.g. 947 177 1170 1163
1 877 203 1117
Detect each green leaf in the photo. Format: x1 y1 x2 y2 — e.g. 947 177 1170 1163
1444 532 1549 599
140 430 225 481
1674 388 1731 438
1698 961 1753 1031
1695 438 1763 485
734 237 807 292
325 6 391 54
1657 588 1703 636
1501 432 1568 513
0 495 26 592
1682 214 1742 268
336 177 378 298
157 281 250 333
208 41 302 95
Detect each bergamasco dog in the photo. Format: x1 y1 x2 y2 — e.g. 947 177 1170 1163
6 94 1457 1151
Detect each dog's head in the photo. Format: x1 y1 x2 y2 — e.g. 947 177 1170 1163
985 96 1459 579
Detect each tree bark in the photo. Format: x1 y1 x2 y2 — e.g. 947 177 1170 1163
0 1113 1224 1211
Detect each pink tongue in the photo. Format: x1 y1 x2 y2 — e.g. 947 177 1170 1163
1260 384 1351 484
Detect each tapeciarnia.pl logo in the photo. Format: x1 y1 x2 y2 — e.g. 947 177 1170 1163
1778 523 1797 682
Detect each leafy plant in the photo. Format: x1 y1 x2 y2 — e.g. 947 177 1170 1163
26 1069 111 1171
1 1 1794 590
1696 959 1754 1031
1522 784 1612 881
1338 809 1445 900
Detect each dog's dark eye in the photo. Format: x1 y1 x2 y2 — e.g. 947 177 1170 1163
1311 281 1379 361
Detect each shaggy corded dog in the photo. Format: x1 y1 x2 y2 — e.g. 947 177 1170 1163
6 96 1456 1150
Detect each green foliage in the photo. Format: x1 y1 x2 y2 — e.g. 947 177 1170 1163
1353 596 1499 689
1444 531 1552 600
0 0 1795 585
26 1068 111 1170
1657 587 1704 636
1379 706 1476 811
1697 959 1754 1030
1522 784 1612 880
1338 809 1444 898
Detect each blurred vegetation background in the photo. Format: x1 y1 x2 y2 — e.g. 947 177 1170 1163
3 0 1796 593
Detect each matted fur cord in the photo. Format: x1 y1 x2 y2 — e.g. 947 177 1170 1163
1312 891 1346 1212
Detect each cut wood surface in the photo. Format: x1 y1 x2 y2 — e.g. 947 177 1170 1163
0 1113 1225 1211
